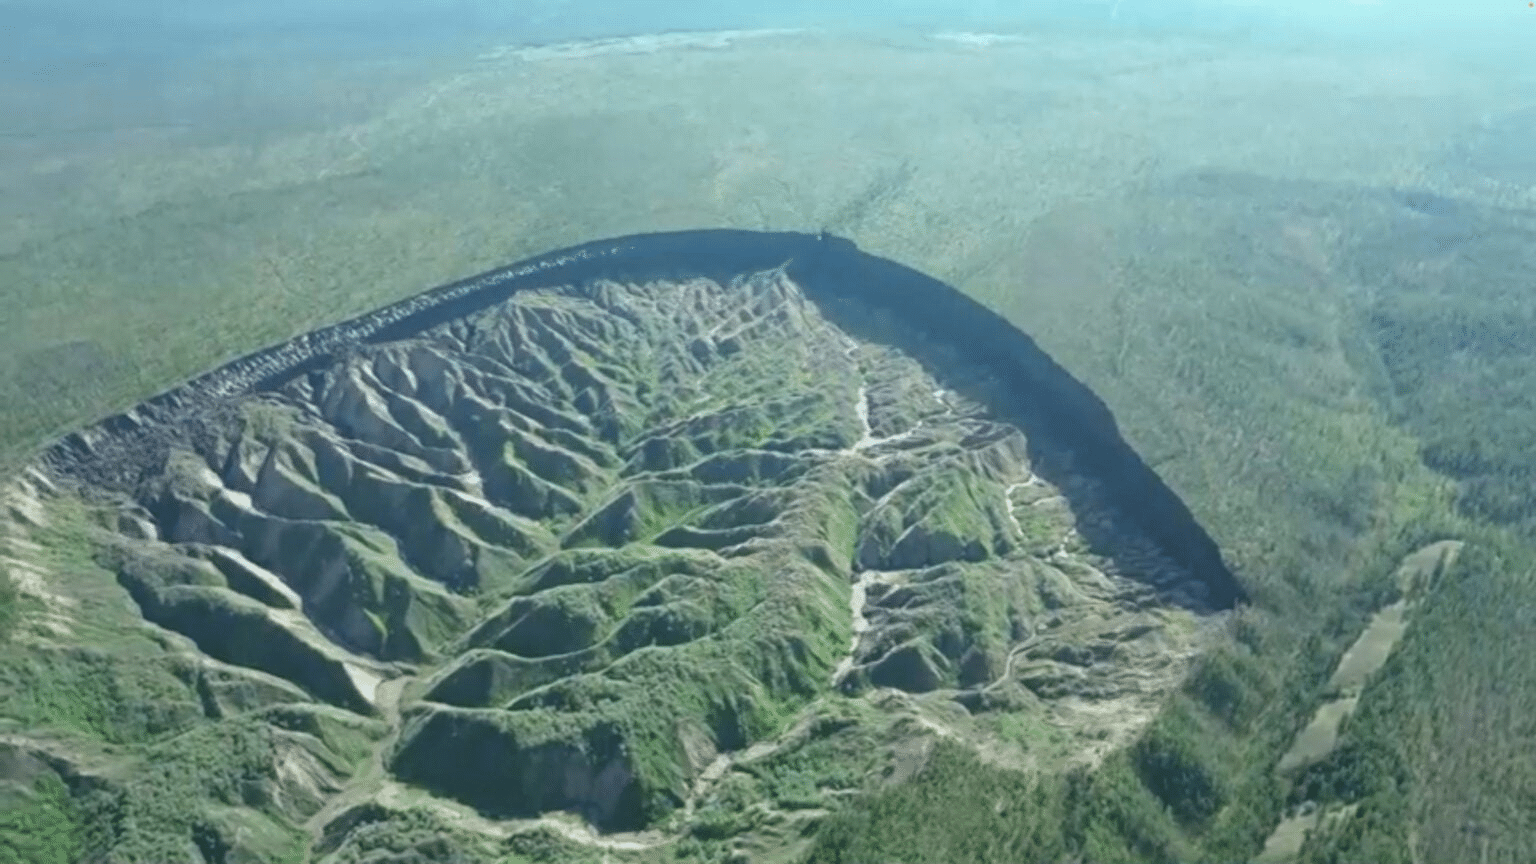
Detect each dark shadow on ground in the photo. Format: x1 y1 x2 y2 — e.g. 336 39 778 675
784 234 1244 610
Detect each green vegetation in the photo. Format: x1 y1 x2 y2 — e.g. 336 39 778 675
1292 519 1536 863
4 25 1536 864
1363 210 1536 530
0 493 384 861
828 175 1536 863
0 774 86 864
0 578 16 644
809 741 1073 864
802 604 1360 864
318 805 518 864
1272 208 1536 864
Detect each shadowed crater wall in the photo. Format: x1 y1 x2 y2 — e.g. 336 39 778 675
787 236 1244 609
40 229 1241 608
30 229 1245 833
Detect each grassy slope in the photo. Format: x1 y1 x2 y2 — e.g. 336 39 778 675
3 27 1535 864
0 490 394 863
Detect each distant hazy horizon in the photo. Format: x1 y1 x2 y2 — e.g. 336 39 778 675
4 0 1531 64
4 0 1530 153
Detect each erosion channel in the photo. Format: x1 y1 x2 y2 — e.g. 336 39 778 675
19 230 1242 859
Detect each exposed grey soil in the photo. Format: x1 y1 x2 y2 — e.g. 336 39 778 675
25 232 1240 851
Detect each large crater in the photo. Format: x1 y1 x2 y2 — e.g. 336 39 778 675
36 230 1241 834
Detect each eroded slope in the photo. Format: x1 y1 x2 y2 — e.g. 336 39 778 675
7 243 1236 859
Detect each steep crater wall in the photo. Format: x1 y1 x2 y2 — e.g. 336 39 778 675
39 229 1243 608
20 229 1258 838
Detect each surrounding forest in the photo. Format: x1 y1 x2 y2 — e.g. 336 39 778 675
4 23 1536 864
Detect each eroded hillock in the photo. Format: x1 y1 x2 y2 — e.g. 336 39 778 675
9 232 1240 860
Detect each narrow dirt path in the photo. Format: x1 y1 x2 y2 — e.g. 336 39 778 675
852 383 875 450
832 570 882 686
682 738 783 819
305 674 411 843
833 337 882 690
1003 480 1029 537
984 635 1044 694
1274 540 1463 775
306 676 811 856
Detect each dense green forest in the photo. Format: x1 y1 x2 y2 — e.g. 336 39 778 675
13 192 1536 862
1284 211 1536 864
2 23 1534 859
1294 533 1536 864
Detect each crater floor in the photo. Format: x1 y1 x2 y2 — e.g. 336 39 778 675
8 250 1228 858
